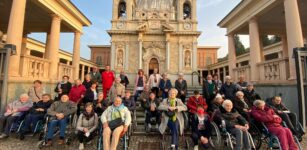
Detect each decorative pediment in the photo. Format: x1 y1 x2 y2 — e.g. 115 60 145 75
143 47 165 61
143 41 165 49
137 23 148 31
161 23 174 32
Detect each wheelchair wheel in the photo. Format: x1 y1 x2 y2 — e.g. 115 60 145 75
36 140 45 149
225 132 234 150
294 136 302 150
249 123 262 150
209 122 222 149
269 135 281 150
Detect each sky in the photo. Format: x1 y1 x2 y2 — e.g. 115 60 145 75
29 0 249 60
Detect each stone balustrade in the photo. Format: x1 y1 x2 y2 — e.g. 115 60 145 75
258 58 289 82
233 65 251 82
20 55 50 79
58 63 73 80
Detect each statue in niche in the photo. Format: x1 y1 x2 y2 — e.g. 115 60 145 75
185 51 191 68
117 50 123 67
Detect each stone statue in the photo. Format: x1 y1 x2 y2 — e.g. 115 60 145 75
117 50 123 67
185 52 191 67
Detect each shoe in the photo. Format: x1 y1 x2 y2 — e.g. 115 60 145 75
148 124 152 129
46 140 52 147
170 144 176 150
57 139 65 145
0 134 8 139
79 143 84 150
155 124 159 129
194 145 198 150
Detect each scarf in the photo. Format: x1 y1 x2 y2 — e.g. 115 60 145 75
169 98 176 122
83 110 95 120
111 104 125 120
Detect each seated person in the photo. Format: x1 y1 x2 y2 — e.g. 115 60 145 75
76 103 98 150
215 100 252 150
251 100 298 150
94 92 109 116
191 107 211 150
158 88 187 150
233 91 252 122
108 77 125 102
19 94 53 140
243 83 261 105
122 91 136 112
137 85 150 102
142 92 161 130
0 94 33 139
268 96 303 139
211 94 224 111
101 97 131 150
187 90 208 127
45 94 77 146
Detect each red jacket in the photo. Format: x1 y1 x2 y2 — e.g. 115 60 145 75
251 105 282 128
101 71 114 88
187 96 208 114
69 84 86 103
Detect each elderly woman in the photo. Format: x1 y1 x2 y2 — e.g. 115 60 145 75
159 73 172 99
211 94 224 111
158 88 187 150
219 76 238 100
233 91 252 122
54 75 72 101
94 93 109 116
133 69 147 101
215 100 252 150
0 94 33 139
251 100 298 150
76 103 98 150
108 77 125 102
83 82 98 104
175 73 187 103
28 80 45 103
101 97 131 150
82 74 93 90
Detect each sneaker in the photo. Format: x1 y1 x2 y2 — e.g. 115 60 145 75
148 124 152 129
79 143 84 150
170 144 176 150
194 145 198 150
155 124 159 129
0 133 8 139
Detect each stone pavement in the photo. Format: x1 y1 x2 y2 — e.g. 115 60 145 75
0 133 306 150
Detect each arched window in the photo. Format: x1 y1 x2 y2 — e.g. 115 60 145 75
118 1 126 18
183 2 191 20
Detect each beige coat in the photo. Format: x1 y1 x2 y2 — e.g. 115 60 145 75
158 98 187 135
28 87 44 103
108 83 125 102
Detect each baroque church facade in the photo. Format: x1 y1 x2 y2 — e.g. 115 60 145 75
90 0 219 83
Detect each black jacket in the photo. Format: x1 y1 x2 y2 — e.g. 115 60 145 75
82 80 93 90
30 100 53 115
123 97 136 111
215 106 247 130
54 82 72 94
233 98 252 115
243 89 261 105
202 80 217 100
142 98 160 112
175 79 187 97
219 83 238 100
83 89 96 104
120 74 129 87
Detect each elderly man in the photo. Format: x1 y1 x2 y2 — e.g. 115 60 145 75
243 83 261 105
202 74 217 107
108 77 125 102
148 68 162 97
175 73 187 103
269 96 303 139
89 66 101 83
0 94 33 138
45 94 77 146
220 76 238 100
236 76 248 90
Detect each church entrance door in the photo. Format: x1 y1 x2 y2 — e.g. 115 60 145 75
148 58 159 76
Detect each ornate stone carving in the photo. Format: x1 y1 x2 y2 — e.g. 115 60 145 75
143 42 166 61
117 50 124 67
136 0 174 10
184 50 191 68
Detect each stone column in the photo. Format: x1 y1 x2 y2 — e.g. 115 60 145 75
223 67 226 80
125 44 129 71
192 0 197 21
192 42 197 71
138 33 143 69
281 36 289 58
72 31 81 80
177 0 183 20
166 35 170 71
81 64 85 80
112 1 118 19
249 18 262 82
227 34 236 78
110 42 116 70
21 34 29 56
46 14 61 80
284 0 304 79
126 0 132 20
6 0 27 76
179 43 183 72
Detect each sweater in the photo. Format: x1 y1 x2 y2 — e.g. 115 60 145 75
5 100 33 117
29 100 53 115
76 113 98 133
69 84 86 103
47 101 77 118
28 87 44 103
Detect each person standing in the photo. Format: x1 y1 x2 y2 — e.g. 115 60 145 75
108 77 125 102
54 75 72 101
148 68 162 97
175 73 187 103
89 66 101 83
119 70 129 88
133 70 147 102
28 80 45 103
202 75 217 107
101 65 115 99
220 76 238 101
213 74 222 91
82 74 93 90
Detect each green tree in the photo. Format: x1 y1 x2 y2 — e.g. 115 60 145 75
234 35 247 56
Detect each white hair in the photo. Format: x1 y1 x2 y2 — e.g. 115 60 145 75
222 99 233 108
225 76 231 80
236 91 244 96
253 100 265 107
168 88 178 96
20 93 29 98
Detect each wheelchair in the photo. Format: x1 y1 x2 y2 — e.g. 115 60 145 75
96 121 130 150
128 109 137 136
36 113 78 149
256 122 303 150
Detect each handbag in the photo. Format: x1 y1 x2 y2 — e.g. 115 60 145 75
108 109 124 130
165 98 176 117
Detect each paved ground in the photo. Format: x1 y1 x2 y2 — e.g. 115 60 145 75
0 132 306 150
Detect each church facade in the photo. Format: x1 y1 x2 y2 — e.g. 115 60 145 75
90 0 219 84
